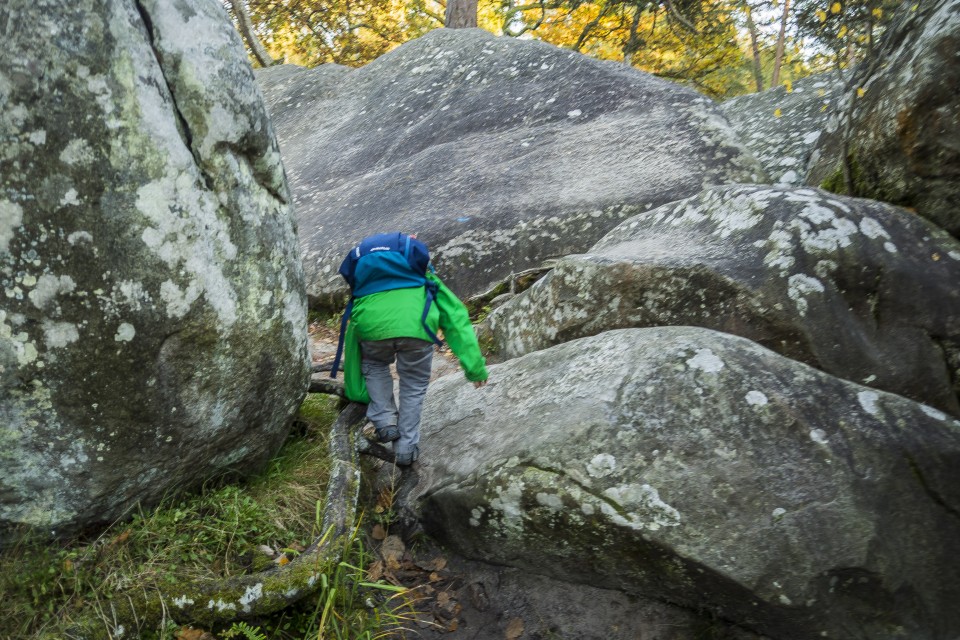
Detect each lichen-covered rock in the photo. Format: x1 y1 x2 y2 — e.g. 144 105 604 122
807 0 960 238
413 327 960 640
721 71 846 186
256 28 765 309
481 184 960 416
0 0 309 540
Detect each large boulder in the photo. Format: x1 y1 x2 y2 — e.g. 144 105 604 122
481 184 960 416
256 28 765 309
412 327 960 640
721 71 846 186
807 0 960 238
0 0 309 540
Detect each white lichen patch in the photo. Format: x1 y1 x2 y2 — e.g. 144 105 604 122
1 200 23 254
43 321 79 349
59 138 95 166
787 274 825 316
535 492 564 511
173 595 195 608
920 405 947 421
28 274 75 310
858 217 891 240
489 476 526 533
600 483 681 532
686 348 725 373
67 231 94 245
239 583 263 612
809 428 829 445
586 453 617 478
857 390 880 416
59 188 80 206
208 599 237 612
745 390 768 406
136 172 238 326
114 322 136 342
160 279 202 319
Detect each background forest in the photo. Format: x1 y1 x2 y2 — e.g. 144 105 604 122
223 0 902 98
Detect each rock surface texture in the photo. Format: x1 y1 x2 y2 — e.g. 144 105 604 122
413 327 960 640
256 28 765 309
482 185 960 416
721 72 846 187
807 0 960 238
0 0 309 539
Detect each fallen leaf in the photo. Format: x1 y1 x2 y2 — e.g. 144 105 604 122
371 524 387 540
176 628 205 640
381 535 405 570
505 617 524 640
872 7 882 18
816 8 827 21
856 87 867 98
112 529 131 546
933 253 941 261
773 108 782 118
367 560 385 582
837 25 848 39
429 571 442 582
437 591 451 606
447 619 459 632
830 2 841 13
417 556 447 571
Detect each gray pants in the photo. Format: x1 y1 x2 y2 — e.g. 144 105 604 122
360 338 433 459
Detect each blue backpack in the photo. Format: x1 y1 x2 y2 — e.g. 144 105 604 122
330 232 442 378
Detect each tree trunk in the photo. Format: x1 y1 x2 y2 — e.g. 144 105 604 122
623 7 644 66
445 0 479 28
229 0 276 68
744 3 764 91
770 0 791 87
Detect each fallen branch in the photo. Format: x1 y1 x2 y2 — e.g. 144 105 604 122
309 375 345 397
52 402 367 637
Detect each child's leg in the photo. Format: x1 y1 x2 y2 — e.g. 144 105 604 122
394 339 434 464
360 340 399 431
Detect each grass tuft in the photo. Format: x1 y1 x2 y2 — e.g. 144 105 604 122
0 394 415 640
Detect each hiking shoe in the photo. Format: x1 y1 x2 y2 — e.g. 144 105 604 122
394 447 419 467
376 425 400 443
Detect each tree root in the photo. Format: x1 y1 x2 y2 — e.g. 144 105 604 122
51 402 367 638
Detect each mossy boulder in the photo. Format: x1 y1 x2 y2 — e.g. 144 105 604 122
806 0 960 238
481 184 960 416
255 28 765 310
413 327 960 640
0 0 309 541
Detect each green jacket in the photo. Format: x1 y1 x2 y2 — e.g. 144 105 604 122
342 272 488 403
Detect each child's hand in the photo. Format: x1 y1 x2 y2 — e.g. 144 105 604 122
473 379 487 388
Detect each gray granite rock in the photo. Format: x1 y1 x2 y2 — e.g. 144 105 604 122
0 0 309 540
413 327 960 640
481 184 960 416
721 71 846 186
807 0 960 238
256 28 765 309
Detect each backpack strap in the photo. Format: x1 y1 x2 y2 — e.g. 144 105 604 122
421 281 444 347
329 297 354 379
